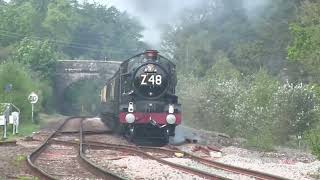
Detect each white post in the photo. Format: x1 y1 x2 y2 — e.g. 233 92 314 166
28 92 38 124
10 114 15 135
16 122 19 134
3 116 6 139
12 123 15 135
15 112 19 134
31 103 34 123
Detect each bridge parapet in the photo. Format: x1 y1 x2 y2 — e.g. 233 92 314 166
56 60 122 73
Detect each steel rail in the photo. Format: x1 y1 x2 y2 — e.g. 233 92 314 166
78 140 290 180
26 117 75 180
27 116 121 180
138 146 290 180
52 139 226 180
79 118 125 180
76 116 222 179
76 137 227 180
28 116 289 180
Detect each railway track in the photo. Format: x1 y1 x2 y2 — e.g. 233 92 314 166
79 118 224 179
27 117 290 180
77 141 289 180
27 117 123 180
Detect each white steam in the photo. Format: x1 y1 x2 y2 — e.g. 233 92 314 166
86 0 270 48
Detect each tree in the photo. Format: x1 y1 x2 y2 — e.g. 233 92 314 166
288 1 320 83
42 0 76 42
65 3 146 59
0 1 38 46
13 38 57 80
0 62 50 122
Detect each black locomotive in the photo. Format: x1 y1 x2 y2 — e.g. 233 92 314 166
100 50 181 144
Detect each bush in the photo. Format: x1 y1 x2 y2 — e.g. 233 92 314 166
271 83 319 144
230 71 278 149
177 62 319 150
0 62 52 124
177 73 208 127
306 128 320 159
202 78 244 135
246 128 275 151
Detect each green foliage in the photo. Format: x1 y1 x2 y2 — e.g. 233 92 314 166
306 127 320 159
0 103 6 113
0 0 146 126
0 62 50 123
42 0 76 42
232 41 266 75
162 0 320 151
176 77 199 127
17 176 39 180
162 0 299 76
288 1 320 82
13 38 57 79
63 79 101 115
12 155 26 169
271 83 318 141
0 1 38 46
246 129 274 151
178 59 319 150
66 3 146 59
229 71 278 150
0 0 146 60
206 52 241 80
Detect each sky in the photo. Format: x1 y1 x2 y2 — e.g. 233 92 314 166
83 0 268 48
85 0 205 48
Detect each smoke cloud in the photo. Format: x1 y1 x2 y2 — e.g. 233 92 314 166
94 0 205 48
87 0 269 48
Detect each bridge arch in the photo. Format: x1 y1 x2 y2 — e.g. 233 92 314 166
54 60 121 113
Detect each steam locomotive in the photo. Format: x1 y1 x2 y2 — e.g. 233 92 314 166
100 50 181 144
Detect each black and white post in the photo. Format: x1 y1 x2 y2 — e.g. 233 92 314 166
28 92 38 123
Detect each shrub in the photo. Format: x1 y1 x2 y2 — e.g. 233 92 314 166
177 73 208 127
202 78 244 135
306 128 320 159
177 64 319 150
230 71 278 149
271 83 319 144
0 62 52 123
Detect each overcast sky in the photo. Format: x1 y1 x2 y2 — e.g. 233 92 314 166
83 0 268 48
84 0 205 48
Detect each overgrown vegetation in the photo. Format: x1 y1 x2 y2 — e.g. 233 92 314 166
163 0 320 155
0 0 146 137
0 0 320 158
0 62 48 123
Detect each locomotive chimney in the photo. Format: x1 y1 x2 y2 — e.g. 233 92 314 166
144 50 158 60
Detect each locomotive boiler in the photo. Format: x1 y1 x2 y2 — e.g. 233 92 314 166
100 50 181 145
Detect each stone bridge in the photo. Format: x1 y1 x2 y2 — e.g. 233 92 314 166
54 60 121 112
